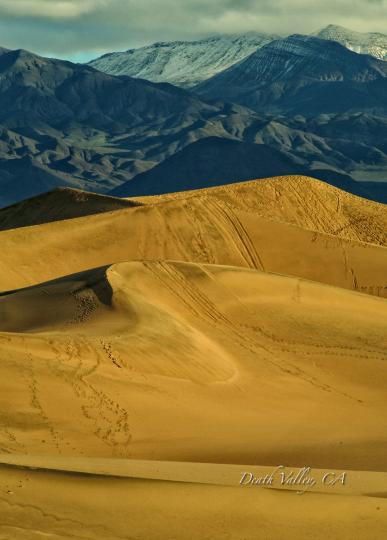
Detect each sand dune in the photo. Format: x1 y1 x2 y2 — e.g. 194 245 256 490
1 176 386 539
2 454 387 496
0 187 139 231
132 175 387 246
0 176 386 297
1 261 386 470
2 175 386 242
1 461 386 540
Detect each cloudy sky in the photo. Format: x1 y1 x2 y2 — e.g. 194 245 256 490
0 0 385 62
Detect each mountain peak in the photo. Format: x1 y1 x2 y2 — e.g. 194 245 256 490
314 24 387 60
196 34 387 115
268 33 339 51
89 32 279 87
0 48 41 73
321 24 348 31
247 34 362 67
0 47 46 66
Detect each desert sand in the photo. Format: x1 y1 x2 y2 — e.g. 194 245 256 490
0 176 386 296
1 461 386 540
0 187 139 231
0 176 386 539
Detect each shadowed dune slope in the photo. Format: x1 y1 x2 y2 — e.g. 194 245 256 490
0 187 140 231
0 261 386 470
0 176 386 297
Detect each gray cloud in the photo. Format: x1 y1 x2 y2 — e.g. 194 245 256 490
0 0 385 60
0 0 99 18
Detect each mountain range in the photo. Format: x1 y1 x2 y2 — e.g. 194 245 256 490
89 25 387 87
0 26 386 207
89 33 279 88
111 137 365 198
0 47 242 206
195 34 387 115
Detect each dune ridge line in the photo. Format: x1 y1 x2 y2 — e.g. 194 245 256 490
0 454 386 498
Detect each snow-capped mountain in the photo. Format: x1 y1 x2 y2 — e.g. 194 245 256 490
314 25 387 60
89 26 386 90
88 33 279 87
0 44 386 206
196 35 387 115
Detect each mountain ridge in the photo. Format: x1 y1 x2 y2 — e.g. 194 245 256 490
0 46 252 206
315 24 387 60
88 32 279 87
88 25 387 89
111 137 365 199
0 39 386 207
195 35 387 115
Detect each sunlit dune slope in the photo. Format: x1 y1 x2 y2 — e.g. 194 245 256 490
0 176 386 296
1 463 386 540
132 175 387 246
1 261 386 470
0 187 140 231
1 174 386 540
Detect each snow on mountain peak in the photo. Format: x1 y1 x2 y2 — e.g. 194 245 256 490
88 26 386 90
89 33 279 87
314 25 387 60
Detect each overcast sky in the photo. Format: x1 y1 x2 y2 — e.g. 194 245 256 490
0 0 385 62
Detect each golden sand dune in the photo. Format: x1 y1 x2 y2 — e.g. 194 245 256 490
2 454 387 496
133 175 387 246
1 462 386 540
0 176 386 297
0 454 387 539
1 261 386 471
0 187 139 231
1 176 387 539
